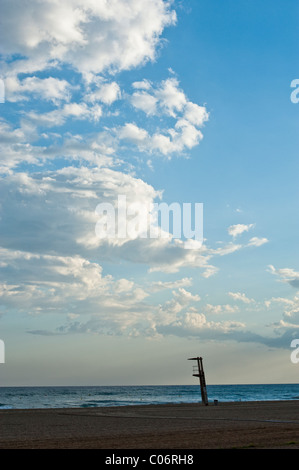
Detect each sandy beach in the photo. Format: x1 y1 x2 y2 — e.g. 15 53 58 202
1 400 299 449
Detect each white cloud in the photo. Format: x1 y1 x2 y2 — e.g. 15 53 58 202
5 76 72 103
182 312 245 333
150 277 193 292
118 123 149 144
115 278 135 293
155 309 246 339
0 243 247 339
0 1 275 344
130 77 209 124
131 91 158 115
160 288 200 315
0 164 272 283
0 0 176 75
265 294 299 340
205 304 239 314
155 78 187 117
27 102 103 127
228 292 254 304
0 165 252 292
228 223 255 238
0 118 43 171
132 80 152 90
183 102 209 126
210 242 243 256
0 247 149 329
0 166 160 255
174 118 203 149
0 124 117 171
268 265 299 289
247 237 269 247
85 81 121 105
119 77 209 157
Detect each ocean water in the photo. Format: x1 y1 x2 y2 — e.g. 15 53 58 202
0 383 299 410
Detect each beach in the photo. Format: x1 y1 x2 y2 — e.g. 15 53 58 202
1 400 299 449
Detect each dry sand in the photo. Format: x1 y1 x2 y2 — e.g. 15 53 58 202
1 400 299 449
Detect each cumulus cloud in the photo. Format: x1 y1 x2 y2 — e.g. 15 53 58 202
119 123 149 144
27 102 103 127
123 77 209 156
228 292 254 304
268 265 299 289
0 166 160 254
228 223 255 238
0 0 276 348
0 119 44 171
266 295 299 326
0 0 176 75
155 77 187 116
130 91 158 115
4 76 73 104
0 245 247 339
132 80 152 90
261 292 299 349
205 303 239 314
247 237 269 247
84 80 121 105
0 247 151 336
150 277 193 292
209 242 242 257
0 166 211 277
156 308 246 340
0 120 118 171
0 163 270 287
155 288 201 327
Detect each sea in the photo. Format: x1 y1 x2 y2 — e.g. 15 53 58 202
1 383 299 410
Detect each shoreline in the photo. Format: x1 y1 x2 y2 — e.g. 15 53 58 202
1 400 299 449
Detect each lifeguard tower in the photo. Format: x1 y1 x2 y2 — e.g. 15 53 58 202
188 356 208 405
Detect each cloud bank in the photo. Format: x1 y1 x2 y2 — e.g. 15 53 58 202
0 0 289 351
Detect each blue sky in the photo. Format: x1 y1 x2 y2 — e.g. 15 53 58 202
0 0 299 386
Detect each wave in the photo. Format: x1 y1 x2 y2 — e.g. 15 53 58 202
1 384 299 410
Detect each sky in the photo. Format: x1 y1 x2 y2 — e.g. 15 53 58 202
0 0 299 386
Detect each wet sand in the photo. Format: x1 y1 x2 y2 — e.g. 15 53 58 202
1 400 299 449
